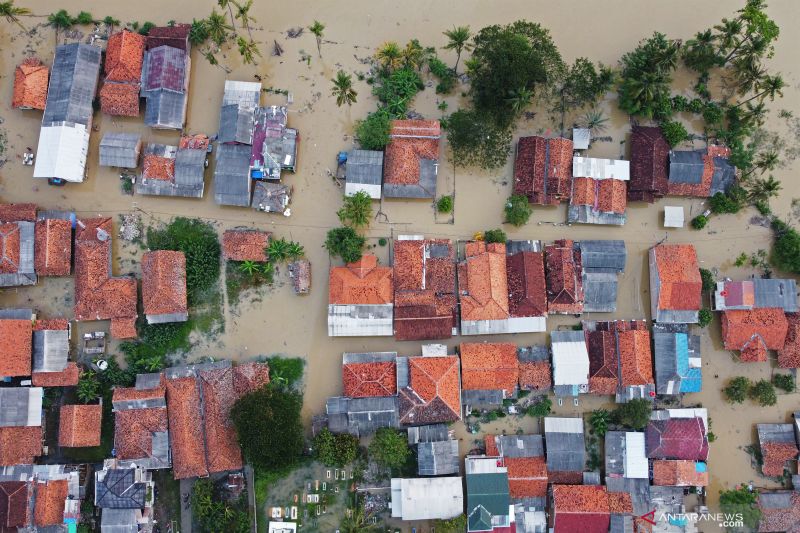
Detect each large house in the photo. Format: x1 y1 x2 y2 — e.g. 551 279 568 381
141 25 191 129
628 126 670 202
328 254 393 336
646 409 709 461
112 373 171 470
649 243 702 323
550 485 632 533
653 323 702 395
100 30 146 116
397 346 461 426
666 145 735 198
513 136 573 205
465 455 514 533
544 417 586 484
721 308 788 362
568 157 630 225
390 477 463 521
460 342 519 410
0 388 44 466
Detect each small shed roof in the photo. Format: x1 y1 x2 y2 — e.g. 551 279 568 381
12 57 49 110
346 150 383 199
573 128 590 150
251 181 291 214
99 133 142 168
551 331 589 388
572 157 630 181
418 440 459 476
664 206 684 228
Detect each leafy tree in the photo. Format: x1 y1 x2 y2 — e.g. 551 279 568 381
73 11 93 24
611 398 652 430
526 397 552 417
709 187 747 214
231 385 304 471
772 373 795 393
770 219 800 274
234 0 256 39
313 428 359 467
749 379 777 406
216 0 237 28
308 20 325 57
555 58 615 121
719 486 761 530
338 191 372 228
206 9 232 46
236 37 261 65
428 57 457 94
189 18 210 46
435 515 468 533
734 252 749 267
442 26 472 73
48 10 73 34
286 241 305 260
137 21 155 36
339 506 379 533
191 478 249 533
589 409 610 437
445 109 512 169
401 39 427 71
617 32 681 118
369 428 409 471
723 377 750 403
355 112 391 150
697 309 713 328
77 370 101 403
484 229 507 244
373 67 424 117
682 29 719 73
266 356 305 387
102 16 120 31
699 268 715 292
331 70 357 107
325 227 366 264
506 87 534 117
691 215 708 230
0 1 32 29
375 41 403 72
437 195 454 214
660 120 688 147
504 194 532 227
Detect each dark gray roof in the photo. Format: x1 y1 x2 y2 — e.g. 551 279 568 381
42 43 101 126
418 439 459 476
251 181 290 213
568 204 626 226
383 159 437 199
462 389 504 407
0 222 35 287
544 430 585 473
506 240 541 254
346 150 383 185
0 308 33 319
407 424 449 444
579 240 627 273
757 423 796 445
325 396 399 437
214 143 252 206
518 345 549 363
582 272 618 312
95 468 146 509
668 151 705 184
143 89 187 129
753 278 798 312
610 514 634 533
32 329 69 373
0 388 38 427
173 148 206 193
710 157 736 195
494 434 544 458
583 471 601 485
135 372 163 390
99 133 141 168
604 431 626 476
218 104 254 144
758 490 794 510
606 477 651 516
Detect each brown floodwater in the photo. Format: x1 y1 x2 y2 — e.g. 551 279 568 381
2 0 800 526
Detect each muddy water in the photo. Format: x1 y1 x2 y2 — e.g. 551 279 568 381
1 0 800 523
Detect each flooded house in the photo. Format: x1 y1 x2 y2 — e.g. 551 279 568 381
550 330 589 397
137 136 209 198
12 57 49 110
543 417 586 484
288 259 311 295
484 433 548 512
714 278 798 312
100 30 146 117
214 81 261 206
345 149 383 198
517 345 551 394
214 143 253 206
383 120 440 199
142 250 188 324
584 320 654 403
0 204 36 287
222 229 270 262
141 25 191 129
95 461 155 532
721 308 788 362
0 309 33 378
646 409 709 462
652 460 709 488
112 373 171 470
513 136 573 205
550 485 633 533
568 157 630 225
653 323 702 395
465 455 513 533
397 345 461 426
649 243 702 324
604 431 651 517
408 424 459 476
99 132 142 169
627 126 669 202
32 318 79 388
0 387 44 466
757 491 800 533
579 240 626 313
59 404 102 448
251 181 291 215
756 423 798 478
327 254 393 337
545 239 584 315
779 314 800 368
506 240 548 332
250 105 298 180
390 477 464 521
0 465 84 531
666 145 736 197
460 342 519 411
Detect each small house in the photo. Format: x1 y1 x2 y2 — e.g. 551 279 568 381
383 120 440 199
465 456 513 532
341 352 397 398
139 142 177 182
112 374 171 469
653 323 702 395
218 80 261 144
141 25 191 129
345 149 383 198
0 387 44 465
628 126 669 202
59 404 102 447
95 462 154 531
250 105 298 180
646 409 709 461
573 128 590 150
325 396 399 437
417 439 459 476
214 143 252 206
604 431 648 480
34 213 72 277
580 240 626 313
99 132 142 168
288 259 311 294
0 465 83 531
251 181 291 215
458 242 510 335
756 424 798 478
713 278 797 311
568 157 630 226
397 348 461 426
142 250 188 324
545 239 584 314
0 205 36 287
506 240 548 332
667 145 735 197
100 30 146 116
758 491 800 533
664 205 684 228
137 135 210 198
32 318 78 387
550 485 632 533
460 342 519 410
222 229 270 262
0 310 33 377
485 434 548 504
517 345 551 393
328 254 393 337
12 57 49 110
652 460 709 487
513 136 573 205
585 320 654 403
551 330 589 397
649 243 702 324
544 417 586 484
721 308 788 362
391 477 464 521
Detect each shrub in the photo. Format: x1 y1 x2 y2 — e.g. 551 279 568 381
266 356 305 387
719 487 761 531
697 309 713 328
709 187 747 214
138 21 155 35
772 373 795 393
611 398 652 430
702 102 723 125
484 229 507 244
749 379 777 406
428 56 457 94
670 95 688 112
338 191 372 228
699 268 715 291
446 108 512 169
378 238 387 246
373 67 424 117
77 370 101 404
325 227 365 263
688 98 704 114
369 428 409 471
504 194 532 227
771 219 800 275
313 428 359 467
691 215 708 230
355 111 391 150
73 11 94 24
589 409 610 437
724 377 750 403
660 120 688 147
754 199 772 216
734 252 749 267
526 397 552 417
437 195 454 213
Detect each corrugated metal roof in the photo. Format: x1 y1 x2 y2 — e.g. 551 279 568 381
495 434 544 458
579 240 627 272
0 388 42 427
99 133 141 168
551 331 589 387
418 440 459 475
582 271 618 312
143 89 187 129
568 204 627 226
710 157 736 195
407 424 449 444
624 432 649 478
668 151 704 184
327 304 393 336
213 143 252 206
42 43 101 126
383 158 437 199
753 278 798 312
0 222 35 287
346 150 383 199
32 329 69 373
33 123 90 182
573 128 590 150
391 477 464 520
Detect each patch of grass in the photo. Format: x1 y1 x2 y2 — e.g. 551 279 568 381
265 356 305 387
152 469 180 529
226 261 273 306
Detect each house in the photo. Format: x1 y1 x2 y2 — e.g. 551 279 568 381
390 477 463 521
99 132 142 169
649 243 702 323
138 142 177 182
664 205 685 228
757 424 799 478
721 308 788 362
628 126 669 202
779 313 800 368
0 465 83 531
222 229 270 262
550 485 632 533
342 352 397 398
112 373 171 469
214 143 252 206
646 409 709 461
653 323 702 395
544 417 585 484
345 149 383 198
328 254 393 336
580 240 626 313
218 80 261 144
59 404 102 447
0 310 33 377
513 136 573 205
34 43 101 183
545 240 583 314
32 318 79 387
465 455 513 532
667 145 735 197
100 30 145 116
146 24 191 50
652 460 709 487
95 460 154 532
0 388 43 465
12 57 49 110
34 212 72 277
288 259 311 295
251 181 292 215
393 236 457 340
758 491 800 533
249 106 298 180
325 396 399 437
141 25 191 129
460 342 518 410
518 345 551 393
714 279 798 312
397 347 461 426
485 434 548 503
568 157 630 226
74 218 138 338
605 431 648 480
137 135 209 198
506 241 548 331
0 204 37 287
551 331 589 397
141 250 187 324
417 438 459 476
383 120 440 199
584 320 654 402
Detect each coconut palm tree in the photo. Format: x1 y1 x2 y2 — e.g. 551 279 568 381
286 242 305 260
47 9 73 41
339 507 379 533
331 70 357 107
233 0 255 39
206 9 232 47
506 87 534 116
189 18 210 46
738 73 785 106
0 1 32 30
102 15 120 34
732 56 767 96
753 149 780 175
237 36 261 65
748 174 782 202
239 260 259 276
401 39 425 70
375 41 402 71
308 20 324 58
217 0 236 29
580 108 609 136
442 25 472 73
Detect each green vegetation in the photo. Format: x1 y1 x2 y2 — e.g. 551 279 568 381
589 409 610 437
484 229 507 244
137 21 155 35
331 70 357 106
74 11 93 24
266 356 305 387
445 108 512 169
697 308 713 328
77 370 101 403
771 219 800 274
226 261 273 305
617 32 681 119
611 398 652 430
435 514 468 533
724 376 754 404
47 10 74 32
0 1 31 29
660 120 689 147
554 57 615 124
699 268 715 291
338 191 372 228
504 194 533 227
526 396 552 417
772 373 795 393
191 478 249 533
691 215 708 230
368 428 410 471
442 25 472 73
437 195 454 213
267 238 305 262
709 187 748 215
189 18 210 45
309 20 325 57
719 486 761 531
355 112 391 150
313 428 359 467
428 56 457 94
749 379 777 406
325 227 366 263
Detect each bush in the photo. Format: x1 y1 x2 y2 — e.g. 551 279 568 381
313 428 359 467
754 199 772 216
191 478 249 533
691 215 708 230
771 219 800 275
526 397 552 417
749 379 777 406
338 191 372 228
428 57 457 94
589 409 610 437
660 120 688 147
724 376 750 403
445 108 512 169
437 195 454 213
77 370 101 404
699 268 715 292
709 187 747 214
355 111 391 150
772 373 795 393
611 398 652 430
325 227 366 264
266 356 305 387
378 238 387 246
504 194 532 227
719 487 761 530
373 67 424 117
434 515 467 533
138 21 155 35
697 309 712 328
369 428 410 471
484 229 507 244
73 11 94 24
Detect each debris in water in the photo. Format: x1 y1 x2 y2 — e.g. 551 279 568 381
119 213 142 242
287 27 304 38
273 40 284 56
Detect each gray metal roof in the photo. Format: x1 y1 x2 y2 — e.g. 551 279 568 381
32 329 69 373
325 396 399 437
383 157 437 198
0 221 35 287
136 146 207 198
710 157 736 195
582 271 618 312
135 372 163 390
753 278 798 312
100 508 138 533
579 240 627 273
544 421 585 473
251 181 290 214
99 133 141 168
143 89 187 129
517 345 549 363
494 434 543 458
568 204 626 226
418 440 459 476
214 143 252 206
506 240 542 254
668 151 705 184
0 308 33 319
606 476 651 516
605 431 626 476
95 468 146 509
0 388 41 427
610 514 634 533
327 304 393 336
757 423 796 445
583 471 601 485
758 490 794 510
42 43 101 126
218 103 254 144
346 149 383 186
408 424 449 444
462 389 504 407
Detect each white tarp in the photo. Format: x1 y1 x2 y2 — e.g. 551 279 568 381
33 123 90 182
624 432 649 479
390 477 464 521
572 156 630 181
664 206 685 228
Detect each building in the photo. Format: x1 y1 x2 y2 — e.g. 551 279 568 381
544 417 586 484
251 181 292 215
249 106 297 180
485 434 548 504
34 213 72 278
142 250 188 324
417 438 459 476
714 278 798 312
652 460 709 487
288 259 311 294
568 157 630 225
649 243 702 323
325 396 399 437
518 345 551 393
506 240 548 331
550 485 632 533
95 461 154 532
390 477 463 520
653 323 702 395
214 143 252 206
667 146 735 198
218 80 261 144
460 342 519 410
328 254 393 336
545 240 583 314
465 456 513 532
32 318 79 387
580 240 626 313
393 236 457 340
584 320 654 403
779 313 800 368
756 424 798 478
513 136 573 205
341 352 397 398
0 205 36 287
137 135 208 198
551 331 589 397
33 43 101 183
605 431 648 480
59 404 102 447
74 218 138 338
0 310 33 377
628 126 669 202
0 465 83 532
345 149 383 198
112 373 171 469
758 491 800 533
398 347 461 426
664 205 685 228
721 308 789 362
100 30 146 116
573 128 590 150
646 409 709 461
383 120 440 199
222 229 270 262
0 388 43 465
99 132 142 168
12 57 49 110
141 25 191 129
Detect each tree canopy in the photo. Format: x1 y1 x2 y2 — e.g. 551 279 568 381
445 109 512 169
313 428 359 467
325 227 366 264
368 428 410 471
611 398 652 430
617 32 681 119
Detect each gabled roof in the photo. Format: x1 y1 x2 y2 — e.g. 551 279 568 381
142 250 187 321
0 220 35 287
95 468 146 509
99 132 141 168
34 219 71 276
778 313 800 368
329 254 393 305
645 417 708 461
42 43 101 126
342 352 397 398
465 456 510 532
544 417 586 477
0 481 30 530
721 309 788 361
652 244 702 311
0 318 32 377
545 239 583 314
213 143 252 206
105 30 146 83
383 120 440 198
142 45 186 93
653 324 702 394
459 242 510 322
0 204 36 223
222 230 270 262
12 57 49 110
59 404 102 447
345 149 383 198
100 82 141 116
618 328 653 386
628 126 669 202
165 376 206 478
757 424 799 477
518 351 551 392
552 485 615 533
460 343 518 395
758 491 800 533
587 329 617 395
652 460 708 486
398 355 461 425
513 136 573 205
113 378 170 469
0 427 42 466
506 250 547 319
146 24 191 51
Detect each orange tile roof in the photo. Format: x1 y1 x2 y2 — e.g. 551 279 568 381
0 426 42 465
222 230 270 262
0 203 37 223
12 57 48 110
142 250 187 318
722 308 789 360
142 153 176 181
166 376 208 479
459 242 510 322
652 460 709 486
110 317 137 340
778 313 800 368
114 407 168 461
105 30 145 82
32 362 80 387
58 404 101 447
460 342 518 394
545 239 584 314
232 362 271 396
112 376 165 402
518 361 551 391
618 328 653 386
761 442 799 477
608 492 633 514
399 355 461 425
553 484 612 514
0 224 22 275
597 179 627 214
179 134 210 150
384 120 440 185
200 367 244 474
34 219 71 276
343 361 397 397
0 319 32 377
506 456 548 498
33 479 68 527
100 82 141 116
571 177 595 206
329 254 393 305
506 251 547 318
653 244 702 311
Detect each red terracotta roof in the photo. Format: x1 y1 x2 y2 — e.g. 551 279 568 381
142 250 187 318
0 203 37 223
105 30 146 83
506 456 548 498
571 177 595 206
34 219 71 276
33 479 68 527
518 361 551 391
513 136 573 205
721 309 789 361
100 82 141 116
179 134 210 150
383 120 440 186
142 153 176 181
587 329 618 395
653 244 702 311
222 230 270 262
166 377 208 479
113 379 168 463
761 442 799 477
597 179 627 214
460 342 518 394
343 361 397 397
0 224 22 275
608 492 633 514
652 460 709 486
545 239 583 314
552 485 612 533
506 251 547 319
618 328 653 386
0 426 42 466
628 126 669 202
232 362 271 396
12 58 49 110
0 481 30 530
0 319 32 377
329 254 393 305
112 376 165 402
58 404 101 447
146 24 191 51
778 313 800 368
459 242 510 321
646 417 708 461
758 491 800 532
32 362 80 387
399 355 460 425
200 367 244 474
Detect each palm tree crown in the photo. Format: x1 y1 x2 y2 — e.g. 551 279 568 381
0 1 32 29
375 41 403 71
442 25 472 72
331 70 357 107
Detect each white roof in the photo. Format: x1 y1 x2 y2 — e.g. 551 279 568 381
465 455 508 474
664 206 685 228
624 432 649 479
544 416 584 434
33 123 90 182
267 522 297 533
655 408 709 429
421 344 448 357
551 336 589 386
573 128 591 150
572 156 630 181
390 477 464 521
